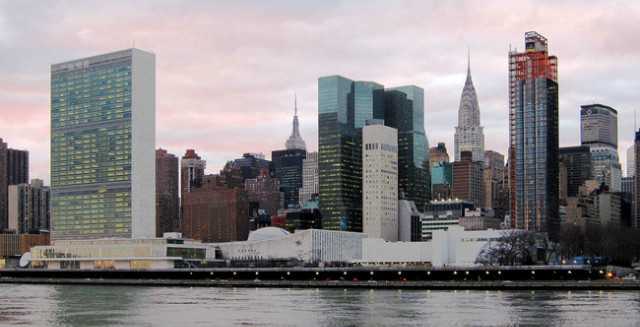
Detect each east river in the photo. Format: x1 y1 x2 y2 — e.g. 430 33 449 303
1 284 639 326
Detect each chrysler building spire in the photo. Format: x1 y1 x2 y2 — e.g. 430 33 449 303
285 94 306 150
454 50 485 162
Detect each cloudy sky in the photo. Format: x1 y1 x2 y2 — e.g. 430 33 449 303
1 0 639 184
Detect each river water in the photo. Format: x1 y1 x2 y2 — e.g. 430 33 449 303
1 284 638 326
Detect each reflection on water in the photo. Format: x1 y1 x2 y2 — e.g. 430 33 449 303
0 284 638 326
51 285 140 326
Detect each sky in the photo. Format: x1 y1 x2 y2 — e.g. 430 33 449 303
1 0 639 184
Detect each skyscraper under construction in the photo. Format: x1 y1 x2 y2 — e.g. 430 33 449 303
508 32 560 240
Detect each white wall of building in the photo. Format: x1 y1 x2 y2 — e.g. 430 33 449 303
432 226 504 267
362 124 398 241
215 229 368 264
7 185 18 231
398 200 420 242
361 238 431 263
299 151 318 206
131 49 156 239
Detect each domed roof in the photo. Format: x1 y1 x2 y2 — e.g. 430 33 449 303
247 227 291 242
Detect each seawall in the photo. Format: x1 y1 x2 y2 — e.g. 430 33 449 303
1 277 639 290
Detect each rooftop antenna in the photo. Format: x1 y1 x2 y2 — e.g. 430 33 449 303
635 107 637 132
294 92 298 116
467 46 470 73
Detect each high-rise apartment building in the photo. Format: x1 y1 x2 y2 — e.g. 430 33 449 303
385 86 430 210
484 151 504 184
182 174 249 243
452 151 484 208
50 49 156 240
8 179 50 234
483 150 505 215
245 169 281 216
559 146 592 197
232 153 271 183
181 149 206 197
0 140 5 231
621 176 634 209
0 139 29 231
156 148 179 237
362 120 398 241
634 129 640 229
581 104 621 191
508 32 559 240
627 145 634 177
454 54 485 162
7 149 28 186
299 151 318 206
271 97 306 208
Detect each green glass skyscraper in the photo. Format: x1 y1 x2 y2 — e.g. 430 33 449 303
318 76 384 231
385 86 430 210
50 49 156 240
318 76 429 231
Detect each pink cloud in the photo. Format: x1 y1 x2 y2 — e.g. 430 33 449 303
1 1 640 182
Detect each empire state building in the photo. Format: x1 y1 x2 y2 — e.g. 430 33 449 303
454 53 485 162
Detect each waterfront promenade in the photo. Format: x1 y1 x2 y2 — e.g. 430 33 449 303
2 265 637 290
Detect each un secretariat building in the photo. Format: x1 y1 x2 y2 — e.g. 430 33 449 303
50 49 156 241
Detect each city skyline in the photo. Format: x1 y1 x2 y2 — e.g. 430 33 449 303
1 1 640 183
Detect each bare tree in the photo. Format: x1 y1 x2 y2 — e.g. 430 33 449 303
476 230 551 266
558 224 584 259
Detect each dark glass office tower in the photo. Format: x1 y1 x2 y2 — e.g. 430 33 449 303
508 32 559 240
635 129 640 229
271 97 307 208
559 146 592 197
385 86 430 211
318 76 384 231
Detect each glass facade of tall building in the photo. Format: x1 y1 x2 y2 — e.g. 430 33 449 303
508 32 560 240
318 76 429 231
318 75 368 232
272 148 306 208
431 161 452 188
558 146 592 197
385 86 430 210
50 49 155 240
272 100 307 209
580 104 621 191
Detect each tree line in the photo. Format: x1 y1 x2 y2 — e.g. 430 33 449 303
476 224 640 267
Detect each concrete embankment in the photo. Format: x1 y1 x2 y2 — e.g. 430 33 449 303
1 277 639 290
2 266 635 290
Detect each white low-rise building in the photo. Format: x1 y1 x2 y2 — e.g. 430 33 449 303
214 228 368 264
431 226 504 266
27 227 519 269
362 226 513 267
29 236 215 270
361 238 431 265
